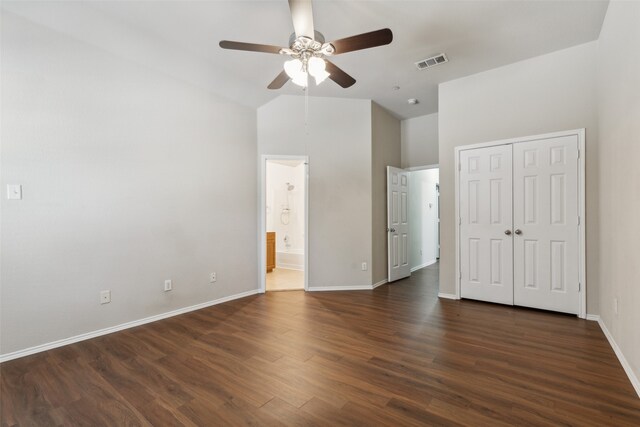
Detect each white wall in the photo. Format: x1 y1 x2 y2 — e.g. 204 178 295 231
401 113 438 168
596 0 640 389
371 103 401 285
258 95 373 288
438 41 599 310
266 161 305 253
409 169 439 270
0 13 258 356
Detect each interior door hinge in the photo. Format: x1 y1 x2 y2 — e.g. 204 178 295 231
577 150 580 159
458 162 461 171
578 216 581 225
459 217 462 225
578 282 581 292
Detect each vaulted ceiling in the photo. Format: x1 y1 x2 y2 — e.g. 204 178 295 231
3 1 609 119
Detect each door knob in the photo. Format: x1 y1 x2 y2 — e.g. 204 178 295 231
514 229 522 235
504 230 512 236
390 228 396 233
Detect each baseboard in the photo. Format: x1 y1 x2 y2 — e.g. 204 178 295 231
309 280 388 292
597 318 640 398
410 259 437 272
275 263 304 271
0 289 261 363
586 314 600 321
308 285 373 292
372 279 387 289
438 292 459 300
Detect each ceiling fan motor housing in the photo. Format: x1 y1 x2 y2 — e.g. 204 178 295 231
284 31 334 59
288 30 325 46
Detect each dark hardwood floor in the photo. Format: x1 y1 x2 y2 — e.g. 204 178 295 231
2 263 639 426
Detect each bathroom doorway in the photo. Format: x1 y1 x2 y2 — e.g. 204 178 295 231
260 156 308 292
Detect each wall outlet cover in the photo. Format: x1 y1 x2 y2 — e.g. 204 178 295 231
7 184 22 200
100 290 111 304
164 280 172 292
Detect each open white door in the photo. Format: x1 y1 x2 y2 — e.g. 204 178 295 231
387 166 410 282
460 145 514 305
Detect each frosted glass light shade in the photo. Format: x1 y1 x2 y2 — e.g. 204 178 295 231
307 57 326 77
313 69 330 85
292 72 308 87
284 59 303 79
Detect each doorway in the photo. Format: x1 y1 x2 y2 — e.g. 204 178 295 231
408 167 440 274
386 165 440 285
260 156 308 292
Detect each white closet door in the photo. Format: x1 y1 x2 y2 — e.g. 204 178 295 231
460 145 513 305
513 135 579 314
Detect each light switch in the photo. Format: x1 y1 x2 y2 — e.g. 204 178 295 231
7 185 22 200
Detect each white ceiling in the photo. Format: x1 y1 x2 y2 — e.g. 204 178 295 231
3 1 609 119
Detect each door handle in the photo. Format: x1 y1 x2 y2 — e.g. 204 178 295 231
514 229 522 235
389 228 396 233
504 229 512 236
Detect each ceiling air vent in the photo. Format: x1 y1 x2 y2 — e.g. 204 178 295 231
415 53 448 70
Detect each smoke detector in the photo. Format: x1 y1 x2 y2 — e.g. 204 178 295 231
407 98 419 105
415 53 448 70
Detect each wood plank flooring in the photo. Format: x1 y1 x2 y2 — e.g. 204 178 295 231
2 263 639 426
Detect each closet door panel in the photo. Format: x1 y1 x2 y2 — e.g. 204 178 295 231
513 136 579 314
460 145 513 305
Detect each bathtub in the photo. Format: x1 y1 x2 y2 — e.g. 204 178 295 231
276 249 304 271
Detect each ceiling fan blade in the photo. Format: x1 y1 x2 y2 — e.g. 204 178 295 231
268 70 290 90
325 61 356 88
288 0 315 39
328 28 393 55
219 40 283 54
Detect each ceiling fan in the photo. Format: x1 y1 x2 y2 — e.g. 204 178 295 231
219 0 393 89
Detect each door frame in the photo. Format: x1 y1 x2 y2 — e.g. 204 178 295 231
435 182 440 259
259 155 309 293
454 129 586 318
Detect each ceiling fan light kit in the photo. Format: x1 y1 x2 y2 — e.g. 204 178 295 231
219 0 393 90
284 51 330 87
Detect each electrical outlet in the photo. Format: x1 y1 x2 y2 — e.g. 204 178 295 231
210 272 217 283
614 297 618 315
7 184 22 200
164 279 172 292
100 290 111 304
361 262 367 271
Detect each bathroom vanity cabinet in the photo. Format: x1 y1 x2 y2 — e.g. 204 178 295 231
266 232 275 272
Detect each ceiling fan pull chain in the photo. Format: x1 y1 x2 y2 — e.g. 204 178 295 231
304 85 309 136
